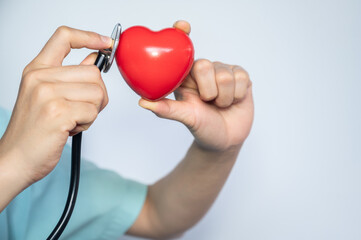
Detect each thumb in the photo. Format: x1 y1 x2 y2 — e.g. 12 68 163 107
173 20 191 35
139 98 195 127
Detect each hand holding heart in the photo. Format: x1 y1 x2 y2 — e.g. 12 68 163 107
139 21 254 152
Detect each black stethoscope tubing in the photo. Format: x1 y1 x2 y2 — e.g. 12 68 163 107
47 24 121 240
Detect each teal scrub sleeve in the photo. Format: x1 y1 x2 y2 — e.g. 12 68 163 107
0 106 148 240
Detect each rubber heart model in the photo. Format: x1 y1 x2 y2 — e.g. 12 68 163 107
115 26 195 101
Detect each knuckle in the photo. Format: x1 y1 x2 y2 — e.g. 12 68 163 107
32 82 53 101
235 87 247 100
22 70 39 88
55 25 71 37
88 65 101 79
22 64 34 77
101 94 109 110
213 61 224 66
89 105 99 120
215 99 229 108
201 91 217 101
93 84 105 102
235 74 248 87
56 25 70 33
193 59 213 73
23 69 38 82
82 124 91 131
234 68 250 81
103 95 109 107
216 69 234 85
61 119 76 133
215 95 233 108
43 100 66 119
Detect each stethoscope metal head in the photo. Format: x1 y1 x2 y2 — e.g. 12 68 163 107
95 23 122 73
103 23 122 73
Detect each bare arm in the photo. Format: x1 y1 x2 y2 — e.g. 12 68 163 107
130 142 241 238
128 20 254 239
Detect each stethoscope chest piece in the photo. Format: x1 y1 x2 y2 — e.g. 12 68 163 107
95 23 122 73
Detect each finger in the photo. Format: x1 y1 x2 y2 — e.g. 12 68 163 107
173 20 191 35
34 65 101 83
179 74 198 90
80 52 99 65
190 59 217 101
44 99 98 135
34 26 112 67
64 101 99 135
232 66 250 102
138 97 195 128
214 62 235 108
30 65 109 110
59 82 106 111
33 82 106 111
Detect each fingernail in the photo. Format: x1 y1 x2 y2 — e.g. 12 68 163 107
100 35 112 45
139 99 156 111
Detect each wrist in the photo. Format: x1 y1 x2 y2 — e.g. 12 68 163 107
0 143 32 212
0 142 33 190
192 140 242 162
193 139 242 155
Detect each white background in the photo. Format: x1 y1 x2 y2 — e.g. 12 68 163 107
0 0 360 239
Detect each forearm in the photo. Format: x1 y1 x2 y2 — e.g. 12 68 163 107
0 144 30 213
147 140 241 237
127 52 252 238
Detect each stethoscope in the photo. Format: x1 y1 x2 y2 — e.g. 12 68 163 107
47 23 122 240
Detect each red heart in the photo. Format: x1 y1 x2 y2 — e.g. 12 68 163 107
115 26 195 101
